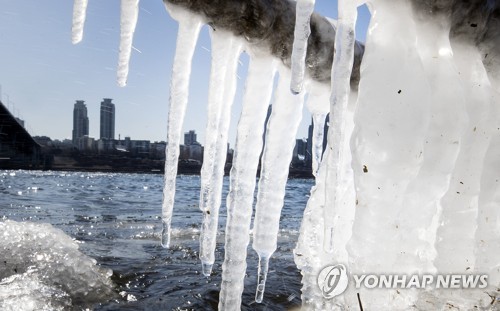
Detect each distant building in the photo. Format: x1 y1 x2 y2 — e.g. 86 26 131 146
76 135 95 151
150 141 166 159
184 130 198 145
97 139 115 153
33 136 52 146
100 98 115 140
188 143 202 162
72 100 89 145
130 139 150 157
181 130 203 162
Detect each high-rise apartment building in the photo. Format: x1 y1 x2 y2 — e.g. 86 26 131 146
100 98 115 140
72 100 89 144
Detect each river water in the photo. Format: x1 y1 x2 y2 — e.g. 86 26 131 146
0 170 313 310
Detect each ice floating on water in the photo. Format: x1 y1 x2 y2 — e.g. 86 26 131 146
0 220 116 309
117 0 140 87
71 0 88 44
0 268 71 311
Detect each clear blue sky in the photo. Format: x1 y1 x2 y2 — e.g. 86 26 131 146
0 0 370 145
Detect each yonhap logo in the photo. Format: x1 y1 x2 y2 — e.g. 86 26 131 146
317 263 489 300
317 264 349 299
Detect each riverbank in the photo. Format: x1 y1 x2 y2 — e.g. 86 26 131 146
2 154 314 179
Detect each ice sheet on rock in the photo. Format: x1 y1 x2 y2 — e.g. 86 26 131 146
290 0 316 94
71 0 88 44
0 220 116 308
433 41 495 307
161 4 202 249
399 13 467 278
322 0 358 253
117 0 139 87
252 68 305 303
475 90 500 294
347 0 432 307
218 56 277 310
199 30 242 276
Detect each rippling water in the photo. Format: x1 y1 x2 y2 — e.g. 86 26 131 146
0 170 313 310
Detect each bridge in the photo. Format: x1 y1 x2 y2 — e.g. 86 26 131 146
0 100 42 169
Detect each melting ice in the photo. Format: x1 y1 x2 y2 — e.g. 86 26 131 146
0 220 116 310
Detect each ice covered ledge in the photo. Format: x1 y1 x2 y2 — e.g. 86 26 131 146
163 0 500 92
164 0 365 89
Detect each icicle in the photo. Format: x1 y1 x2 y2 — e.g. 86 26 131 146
218 56 277 310
290 0 316 94
475 91 500 296
252 68 305 303
389 13 470 308
433 41 493 273
161 4 202 248
117 0 139 87
294 90 357 310
199 31 242 276
431 41 495 307
322 0 358 253
71 0 88 44
311 113 326 177
347 0 432 307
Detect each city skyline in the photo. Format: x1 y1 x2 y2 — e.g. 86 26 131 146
0 1 370 145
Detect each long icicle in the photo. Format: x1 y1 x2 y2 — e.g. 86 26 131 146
199 31 242 276
117 0 139 87
218 56 277 310
252 68 305 303
71 0 88 44
161 5 202 248
323 0 358 253
290 0 316 94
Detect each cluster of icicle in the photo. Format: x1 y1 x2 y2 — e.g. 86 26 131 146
72 0 499 309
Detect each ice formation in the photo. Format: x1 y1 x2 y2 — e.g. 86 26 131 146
0 220 116 310
117 0 140 87
160 3 202 249
218 55 277 309
71 0 88 44
252 69 305 303
290 0 316 94
72 0 500 309
198 30 242 276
